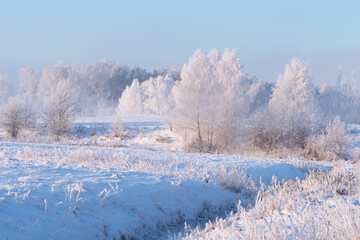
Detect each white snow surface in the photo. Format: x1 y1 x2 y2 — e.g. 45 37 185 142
0 156 236 239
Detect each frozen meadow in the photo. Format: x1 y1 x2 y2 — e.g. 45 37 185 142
1 49 360 239
0 116 359 239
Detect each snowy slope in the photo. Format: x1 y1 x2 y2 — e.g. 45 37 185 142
0 156 237 239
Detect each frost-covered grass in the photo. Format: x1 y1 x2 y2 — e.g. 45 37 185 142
178 164 360 239
1 141 327 190
0 139 322 238
0 117 359 239
0 115 182 153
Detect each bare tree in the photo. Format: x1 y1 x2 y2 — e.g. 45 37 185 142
42 80 79 140
0 95 35 138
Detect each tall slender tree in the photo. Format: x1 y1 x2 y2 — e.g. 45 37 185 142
268 58 322 148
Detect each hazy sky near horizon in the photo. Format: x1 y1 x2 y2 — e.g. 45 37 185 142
1 0 360 87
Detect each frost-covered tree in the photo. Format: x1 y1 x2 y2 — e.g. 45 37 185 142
116 75 176 117
117 79 143 116
0 74 11 105
105 65 155 105
0 95 35 138
319 72 359 124
18 67 41 106
106 66 178 106
170 49 258 153
152 67 181 81
249 82 274 113
142 75 175 116
42 80 79 140
16 60 174 116
171 49 219 152
265 58 322 149
37 61 71 105
19 60 121 116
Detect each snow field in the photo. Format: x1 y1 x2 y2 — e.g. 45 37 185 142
0 139 319 239
0 118 358 239
0 156 237 239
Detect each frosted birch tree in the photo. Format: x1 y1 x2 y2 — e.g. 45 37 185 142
268 58 322 148
170 49 258 153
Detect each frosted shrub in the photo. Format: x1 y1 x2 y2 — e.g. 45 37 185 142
216 165 257 194
0 95 35 138
305 117 352 161
248 109 281 153
111 117 129 139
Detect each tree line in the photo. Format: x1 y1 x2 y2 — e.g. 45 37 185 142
0 49 359 160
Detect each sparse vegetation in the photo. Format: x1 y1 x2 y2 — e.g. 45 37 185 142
305 117 352 161
42 80 80 140
0 95 35 138
180 165 360 239
111 117 129 139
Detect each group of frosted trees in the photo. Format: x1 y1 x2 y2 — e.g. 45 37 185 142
0 80 78 139
117 49 359 158
248 59 358 159
117 76 175 116
1 48 359 158
16 60 178 116
0 60 176 139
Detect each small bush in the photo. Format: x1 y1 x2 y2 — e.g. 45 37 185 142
305 117 352 161
155 135 173 143
0 95 35 138
111 117 129 140
248 109 281 153
248 107 321 156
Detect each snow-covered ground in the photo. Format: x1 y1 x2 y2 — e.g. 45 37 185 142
0 156 237 239
0 116 359 239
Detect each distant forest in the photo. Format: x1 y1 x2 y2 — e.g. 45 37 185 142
0 60 181 116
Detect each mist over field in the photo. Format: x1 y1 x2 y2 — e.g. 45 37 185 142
1 1 360 239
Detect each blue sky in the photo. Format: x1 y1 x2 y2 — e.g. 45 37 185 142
1 0 360 87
